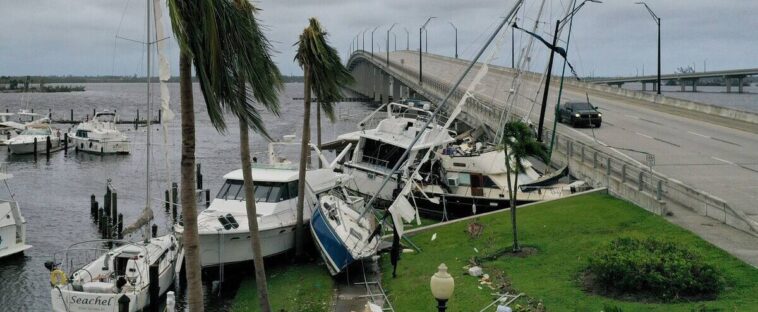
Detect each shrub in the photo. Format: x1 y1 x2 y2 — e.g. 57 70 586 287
586 237 723 301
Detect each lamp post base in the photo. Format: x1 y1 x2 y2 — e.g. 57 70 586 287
437 299 448 312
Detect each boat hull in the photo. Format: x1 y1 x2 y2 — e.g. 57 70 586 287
8 137 61 154
199 225 298 268
310 207 354 276
50 265 174 312
411 192 534 219
342 164 399 204
72 137 130 154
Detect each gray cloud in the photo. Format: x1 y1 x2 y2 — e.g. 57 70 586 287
1 0 755 77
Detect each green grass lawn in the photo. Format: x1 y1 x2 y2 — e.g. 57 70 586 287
232 262 334 312
381 192 758 311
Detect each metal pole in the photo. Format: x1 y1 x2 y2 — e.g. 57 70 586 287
363 28 368 51
404 28 409 50
511 26 515 67
387 23 397 67
449 22 458 59
145 0 152 214
371 25 380 58
537 20 561 142
419 17 436 85
657 17 661 95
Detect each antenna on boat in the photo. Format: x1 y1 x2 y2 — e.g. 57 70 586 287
360 0 525 218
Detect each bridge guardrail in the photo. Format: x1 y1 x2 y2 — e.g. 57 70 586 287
349 51 758 237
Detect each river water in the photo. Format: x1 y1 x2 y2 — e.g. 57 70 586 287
0 81 755 311
0 83 373 311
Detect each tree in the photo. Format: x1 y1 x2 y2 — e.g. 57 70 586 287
167 1 282 311
293 18 354 257
501 121 548 252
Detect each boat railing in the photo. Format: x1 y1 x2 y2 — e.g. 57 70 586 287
360 155 390 170
51 239 152 281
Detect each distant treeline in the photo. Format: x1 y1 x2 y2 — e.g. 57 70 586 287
0 75 304 84
0 76 85 92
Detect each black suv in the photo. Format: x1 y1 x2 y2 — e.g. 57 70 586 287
557 102 602 127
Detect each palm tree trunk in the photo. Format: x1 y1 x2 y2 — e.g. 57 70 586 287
239 116 272 311
316 104 322 168
179 51 204 312
295 65 311 258
504 150 520 252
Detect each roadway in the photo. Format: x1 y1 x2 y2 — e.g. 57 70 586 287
382 50 758 223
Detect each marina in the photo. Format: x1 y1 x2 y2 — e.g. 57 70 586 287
1 0 758 311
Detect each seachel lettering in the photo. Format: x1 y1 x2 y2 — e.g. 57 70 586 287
69 295 114 306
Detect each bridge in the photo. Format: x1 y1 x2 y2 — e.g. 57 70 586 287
346 50 758 265
587 68 758 93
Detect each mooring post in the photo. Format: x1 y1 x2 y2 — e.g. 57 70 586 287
111 192 118 232
117 213 123 239
158 109 161 124
99 208 106 237
33 137 38 157
164 190 170 210
205 189 211 208
196 163 202 190
46 136 51 159
149 264 160 312
151 224 158 238
136 109 139 122
90 194 97 217
172 182 178 222
63 133 68 154
93 108 96 117
70 109 73 121
118 294 131 312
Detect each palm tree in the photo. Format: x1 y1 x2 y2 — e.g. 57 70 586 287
501 121 547 252
293 18 354 257
167 1 282 311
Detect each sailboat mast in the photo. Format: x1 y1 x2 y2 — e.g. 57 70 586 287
145 0 152 211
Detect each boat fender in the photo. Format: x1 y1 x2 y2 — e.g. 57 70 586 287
50 268 68 286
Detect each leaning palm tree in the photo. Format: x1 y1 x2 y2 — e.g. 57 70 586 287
168 1 282 311
501 121 548 252
293 18 354 257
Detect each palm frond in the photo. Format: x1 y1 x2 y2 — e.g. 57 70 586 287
501 120 548 172
167 0 283 136
294 18 354 123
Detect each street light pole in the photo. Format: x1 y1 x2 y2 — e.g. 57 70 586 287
448 22 458 59
637 2 661 95
404 28 410 50
393 33 397 51
387 23 397 67
362 28 369 51
419 17 436 85
424 28 429 53
371 25 380 58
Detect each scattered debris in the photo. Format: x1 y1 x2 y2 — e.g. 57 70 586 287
468 266 483 277
466 218 485 238
431 233 437 241
401 248 414 253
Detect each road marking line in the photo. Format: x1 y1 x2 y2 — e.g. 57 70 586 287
639 118 663 126
654 137 681 147
626 114 640 119
711 156 736 166
711 137 742 147
687 131 710 139
635 132 653 139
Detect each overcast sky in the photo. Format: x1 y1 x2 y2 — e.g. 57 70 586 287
1 0 756 78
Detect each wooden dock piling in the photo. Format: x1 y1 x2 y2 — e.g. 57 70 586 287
149 264 160 312
45 136 51 159
90 194 97 217
117 213 123 239
196 163 203 190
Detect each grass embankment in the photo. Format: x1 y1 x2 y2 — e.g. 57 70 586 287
232 262 334 312
382 192 758 311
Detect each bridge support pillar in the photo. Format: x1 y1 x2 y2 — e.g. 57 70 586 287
642 82 647 91
725 76 732 93
738 77 744 93
679 79 685 92
692 79 698 92
652 82 657 92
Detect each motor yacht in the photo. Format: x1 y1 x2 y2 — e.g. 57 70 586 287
197 140 343 268
70 111 130 154
7 124 62 154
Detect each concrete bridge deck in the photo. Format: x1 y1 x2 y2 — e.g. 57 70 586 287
347 50 758 264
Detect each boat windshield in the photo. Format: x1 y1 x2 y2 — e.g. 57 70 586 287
216 180 299 203
20 128 50 136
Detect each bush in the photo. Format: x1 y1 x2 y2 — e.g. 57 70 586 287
586 237 723 301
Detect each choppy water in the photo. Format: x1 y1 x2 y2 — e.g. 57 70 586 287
0 83 373 311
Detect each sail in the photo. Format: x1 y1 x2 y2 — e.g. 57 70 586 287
121 207 154 236
153 0 175 216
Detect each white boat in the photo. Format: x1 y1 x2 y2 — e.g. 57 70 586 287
70 111 130 154
49 236 178 312
197 140 343 268
0 113 22 146
0 163 32 258
338 102 455 203
7 124 62 154
310 183 380 276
